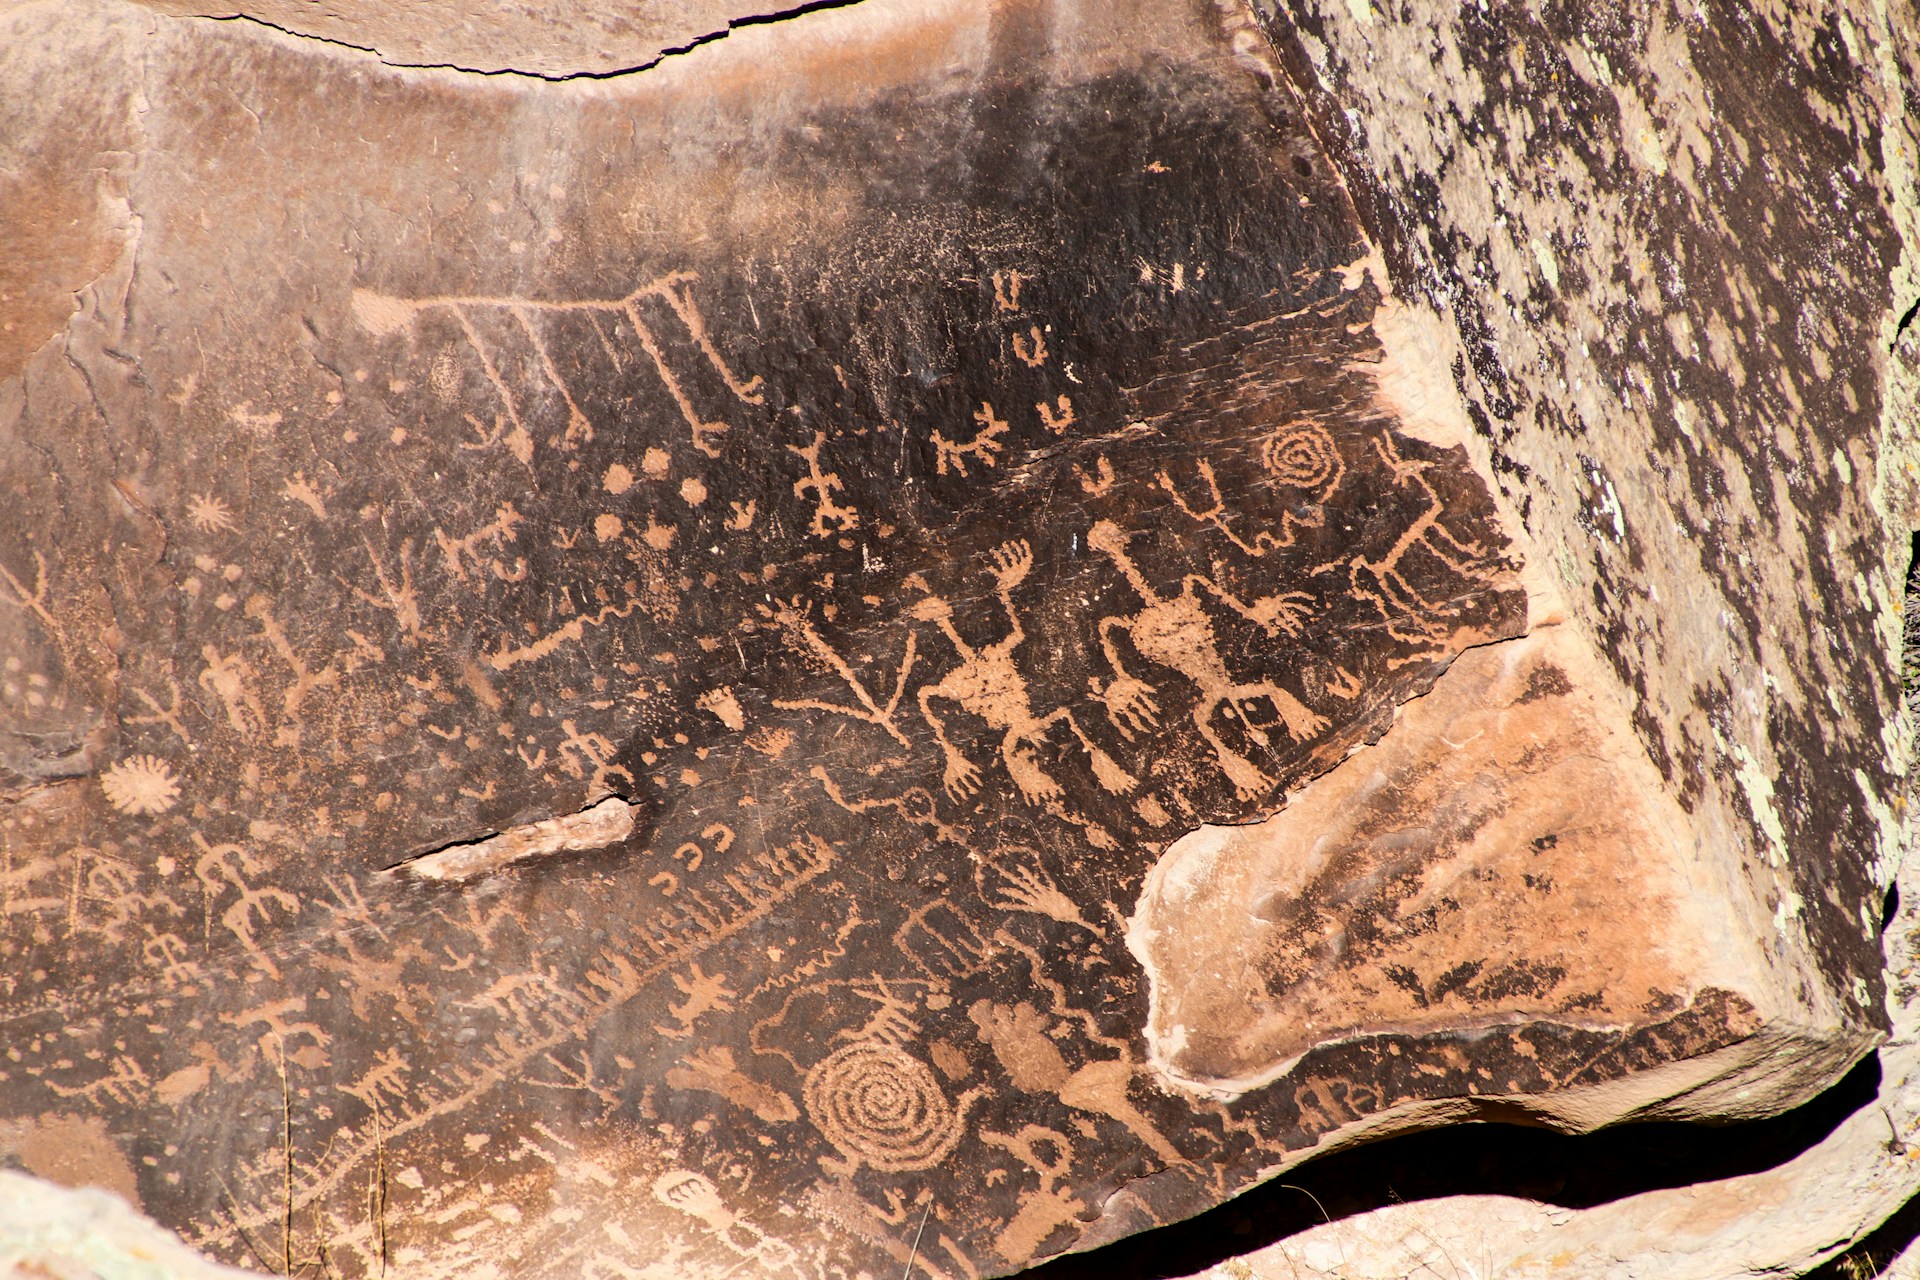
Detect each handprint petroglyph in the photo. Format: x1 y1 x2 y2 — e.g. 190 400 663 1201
912 540 1135 804
978 856 1093 931
1087 519 1324 799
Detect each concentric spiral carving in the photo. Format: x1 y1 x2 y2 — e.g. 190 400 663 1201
803 1042 964 1172
1261 423 1342 491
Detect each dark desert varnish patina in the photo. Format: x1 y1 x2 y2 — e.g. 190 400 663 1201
0 0 1899 1274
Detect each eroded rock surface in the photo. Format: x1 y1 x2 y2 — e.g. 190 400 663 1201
0 0 1911 1274
129 0 796 78
1256 0 1916 1041
1132 627 1759 1098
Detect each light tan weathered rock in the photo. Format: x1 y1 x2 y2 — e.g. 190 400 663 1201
126 0 790 78
1131 624 1834 1106
0 1170 255 1280
1176 803 1920 1280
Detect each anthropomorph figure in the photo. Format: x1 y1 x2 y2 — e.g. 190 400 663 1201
912 540 1136 804
1087 518 1325 799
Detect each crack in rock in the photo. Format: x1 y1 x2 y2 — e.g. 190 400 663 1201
191 0 872 82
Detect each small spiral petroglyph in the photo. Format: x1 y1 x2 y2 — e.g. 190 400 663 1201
1261 423 1342 491
803 1041 963 1172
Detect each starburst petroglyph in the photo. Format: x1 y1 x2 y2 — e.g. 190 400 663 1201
185 493 236 534
99 754 182 816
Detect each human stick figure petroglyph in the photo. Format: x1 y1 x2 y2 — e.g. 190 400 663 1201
190 834 300 980
351 270 762 458
655 963 736 1040
1086 519 1324 799
911 540 1135 804
788 431 859 536
243 596 340 747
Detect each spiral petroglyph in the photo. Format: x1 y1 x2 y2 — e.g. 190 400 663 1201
802 1042 965 1172
1260 423 1343 492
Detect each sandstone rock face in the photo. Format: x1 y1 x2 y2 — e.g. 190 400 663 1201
1255 0 1918 1037
125 0 752 78
1174 818 1920 1280
0 1170 256 1280
1133 627 1763 1099
0 0 1912 1277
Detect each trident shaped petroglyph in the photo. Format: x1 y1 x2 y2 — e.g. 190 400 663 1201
764 596 916 747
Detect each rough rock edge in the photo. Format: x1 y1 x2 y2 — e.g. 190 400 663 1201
1175 800 1920 1280
1122 621 1880 1107
0 1169 255 1279
176 0 870 82
1165 0 1920 1273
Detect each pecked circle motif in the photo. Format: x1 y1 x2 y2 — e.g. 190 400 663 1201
1260 423 1342 491
802 1041 963 1172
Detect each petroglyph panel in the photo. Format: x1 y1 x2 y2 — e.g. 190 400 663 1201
1129 628 1745 1096
0 0 1898 1275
